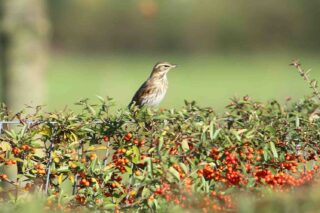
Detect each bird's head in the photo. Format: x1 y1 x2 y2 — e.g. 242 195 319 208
150 62 177 78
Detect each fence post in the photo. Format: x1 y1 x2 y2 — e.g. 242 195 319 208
103 140 110 167
45 127 56 195
72 140 83 195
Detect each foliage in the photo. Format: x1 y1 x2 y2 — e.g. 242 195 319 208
0 95 320 212
48 1 320 53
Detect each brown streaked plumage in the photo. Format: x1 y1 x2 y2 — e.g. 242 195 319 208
129 62 177 108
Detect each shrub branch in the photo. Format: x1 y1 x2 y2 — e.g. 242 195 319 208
291 59 320 102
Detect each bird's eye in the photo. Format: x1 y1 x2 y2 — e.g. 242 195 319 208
164 65 170 68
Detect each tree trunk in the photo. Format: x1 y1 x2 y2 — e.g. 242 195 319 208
0 0 50 112
0 0 50 198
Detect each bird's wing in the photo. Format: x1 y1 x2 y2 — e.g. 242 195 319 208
129 80 156 107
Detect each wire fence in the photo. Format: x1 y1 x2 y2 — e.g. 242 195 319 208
0 120 109 195
0 119 315 209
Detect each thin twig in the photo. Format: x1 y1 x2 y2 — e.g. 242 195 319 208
291 59 320 102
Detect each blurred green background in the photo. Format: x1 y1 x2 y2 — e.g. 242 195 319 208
2 0 320 110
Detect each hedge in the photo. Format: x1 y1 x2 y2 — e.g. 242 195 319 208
0 95 319 212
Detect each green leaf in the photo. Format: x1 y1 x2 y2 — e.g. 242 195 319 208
57 166 70 173
30 141 43 148
245 129 255 139
231 130 241 141
19 125 27 139
146 157 153 178
132 145 140 164
212 129 221 140
181 139 189 152
269 141 278 158
141 187 151 199
90 157 98 171
209 120 214 140
263 144 269 161
103 204 116 209
168 167 180 181
115 192 126 204
125 165 133 174
158 136 164 152
58 174 64 184
0 142 11 151
240 162 248 175
148 147 156 154
247 178 256 188
103 172 112 182
24 173 36 178
87 105 96 115
295 116 300 128
179 162 189 174
96 95 105 103
154 198 159 209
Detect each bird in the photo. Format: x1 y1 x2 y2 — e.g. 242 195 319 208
129 62 177 108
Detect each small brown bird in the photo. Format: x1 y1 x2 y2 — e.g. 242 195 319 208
129 62 177 108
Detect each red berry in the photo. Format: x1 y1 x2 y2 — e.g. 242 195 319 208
103 136 109 142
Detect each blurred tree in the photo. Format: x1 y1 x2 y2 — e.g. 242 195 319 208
47 0 320 53
0 0 50 196
138 0 158 19
0 0 50 111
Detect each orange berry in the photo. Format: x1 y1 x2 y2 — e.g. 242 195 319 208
135 170 141 176
140 140 145 146
95 199 102 205
124 133 132 141
21 145 30 150
80 178 87 185
148 195 154 202
70 163 77 169
5 160 13 166
25 183 32 190
90 154 97 161
1 174 8 180
39 169 46 175
12 147 21 155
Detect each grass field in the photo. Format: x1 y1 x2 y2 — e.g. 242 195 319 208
46 52 320 110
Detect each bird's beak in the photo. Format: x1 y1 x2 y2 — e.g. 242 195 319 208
171 64 177 68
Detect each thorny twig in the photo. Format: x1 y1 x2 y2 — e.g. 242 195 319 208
291 59 320 102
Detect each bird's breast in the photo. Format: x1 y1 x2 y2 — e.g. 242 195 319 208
141 78 168 106
150 88 167 106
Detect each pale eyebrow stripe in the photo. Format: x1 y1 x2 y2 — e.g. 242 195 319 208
156 62 169 68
